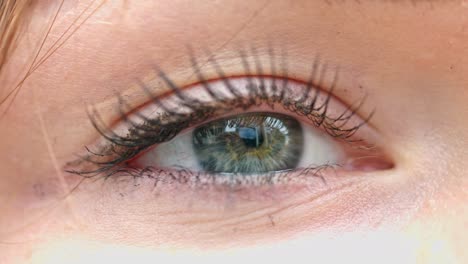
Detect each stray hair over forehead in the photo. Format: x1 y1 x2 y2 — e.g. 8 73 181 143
0 0 450 72
0 0 453 87
0 0 32 73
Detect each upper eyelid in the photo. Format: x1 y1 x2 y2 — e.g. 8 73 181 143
87 75 373 153
77 51 341 143
77 41 368 121
112 72 353 132
88 48 375 147
108 50 353 120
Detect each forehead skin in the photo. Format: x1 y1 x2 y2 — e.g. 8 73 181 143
0 0 467 263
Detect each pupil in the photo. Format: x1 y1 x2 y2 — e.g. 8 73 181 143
238 127 264 148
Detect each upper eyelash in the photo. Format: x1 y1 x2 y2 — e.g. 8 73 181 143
66 50 373 180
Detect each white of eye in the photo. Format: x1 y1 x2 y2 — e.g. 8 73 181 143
137 120 344 172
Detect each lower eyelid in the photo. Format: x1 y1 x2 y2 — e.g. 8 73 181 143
79 166 378 236
65 165 413 249
95 163 368 204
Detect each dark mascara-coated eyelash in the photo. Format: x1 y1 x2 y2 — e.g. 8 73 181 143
66 53 373 185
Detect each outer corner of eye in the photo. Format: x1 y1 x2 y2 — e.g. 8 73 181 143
304 121 395 174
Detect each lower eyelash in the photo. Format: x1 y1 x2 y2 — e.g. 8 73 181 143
88 164 337 190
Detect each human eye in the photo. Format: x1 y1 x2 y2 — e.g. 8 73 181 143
4 1 468 262
66 52 392 202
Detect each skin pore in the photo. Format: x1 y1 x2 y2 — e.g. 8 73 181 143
0 0 467 263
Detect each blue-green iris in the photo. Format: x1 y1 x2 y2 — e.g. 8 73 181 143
192 112 303 173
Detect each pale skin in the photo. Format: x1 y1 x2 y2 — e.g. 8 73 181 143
0 0 467 263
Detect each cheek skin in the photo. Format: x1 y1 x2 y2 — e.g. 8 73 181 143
0 173 455 264
0 175 74 242
12 167 425 250
3 160 462 263
1 1 467 263
26 233 430 264
2 171 451 264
